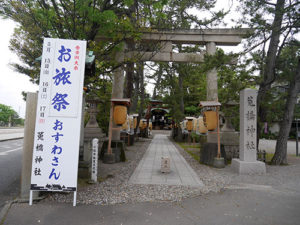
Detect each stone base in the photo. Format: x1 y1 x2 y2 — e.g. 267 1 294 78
213 157 225 168
100 140 126 162
207 132 239 145
103 153 116 164
78 161 90 179
232 159 266 175
200 142 227 166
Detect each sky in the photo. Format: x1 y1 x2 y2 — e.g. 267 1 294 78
0 0 241 119
0 19 38 118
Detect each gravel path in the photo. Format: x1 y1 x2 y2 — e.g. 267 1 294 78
46 132 229 205
45 131 300 206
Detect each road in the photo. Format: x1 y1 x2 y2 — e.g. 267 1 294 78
0 139 23 210
0 128 24 142
259 139 299 155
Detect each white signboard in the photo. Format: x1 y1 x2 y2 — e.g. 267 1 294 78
91 138 99 183
30 38 86 192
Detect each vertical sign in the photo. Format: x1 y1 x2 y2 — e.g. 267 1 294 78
30 38 86 192
240 88 257 162
91 138 99 183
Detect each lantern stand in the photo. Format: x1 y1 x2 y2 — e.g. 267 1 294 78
104 98 130 164
199 101 225 168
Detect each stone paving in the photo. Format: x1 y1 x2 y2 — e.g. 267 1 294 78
129 134 204 187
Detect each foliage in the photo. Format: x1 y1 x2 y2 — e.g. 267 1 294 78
0 0 169 132
0 103 23 126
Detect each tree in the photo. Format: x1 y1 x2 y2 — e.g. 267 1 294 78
237 0 299 164
271 41 300 164
0 104 22 126
0 0 169 131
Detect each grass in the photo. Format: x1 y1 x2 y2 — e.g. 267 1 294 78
178 142 200 149
186 149 200 162
177 142 201 162
265 153 274 163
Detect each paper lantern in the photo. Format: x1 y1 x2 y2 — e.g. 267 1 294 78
129 116 134 129
122 117 128 130
192 118 197 132
187 120 193 131
203 111 218 131
143 122 147 130
113 105 127 126
149 122 152 130
140 120 147 130
198 117 208 134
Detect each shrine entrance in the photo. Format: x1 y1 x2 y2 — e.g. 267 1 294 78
151 108 171 130
96 28 249 161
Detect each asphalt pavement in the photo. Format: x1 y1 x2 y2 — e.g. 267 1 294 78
259 139 299 155
2 187 300 225
0 139 23 210
1 129 300 225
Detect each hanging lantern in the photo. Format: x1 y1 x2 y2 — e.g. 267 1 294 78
111 98 131 126
113 105 127 126
143 121 147 130
180 121 184 130
149 122 152 130
139 120 143 129
203 110 218 131
122 115 129 130
198 116 208 134
186 117 194 132
192 118 197 132
129 116 134 129
132 114 138 129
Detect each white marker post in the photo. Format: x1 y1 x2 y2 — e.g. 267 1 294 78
91 138 99 183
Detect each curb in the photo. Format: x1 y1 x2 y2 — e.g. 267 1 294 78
0 197 45 225
0 201 13 225
0 137 24 142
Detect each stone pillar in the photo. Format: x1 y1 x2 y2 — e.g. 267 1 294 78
111 66 125 140
21 92 39 199
206 42 218 101
160 41 172 52
79 95 85 160
232 89 266 174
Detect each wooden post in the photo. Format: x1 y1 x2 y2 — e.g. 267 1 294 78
107 102 114 155
216 105 221 158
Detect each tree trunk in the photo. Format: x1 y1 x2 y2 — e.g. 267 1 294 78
138 62 145 117
256 0 285 147
131 68 139 113
134 62 144 135
271 58 300 165
178 71 184 114
152 64 163 98
125 59 134 99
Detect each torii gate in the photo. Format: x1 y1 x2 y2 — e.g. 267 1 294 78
99 28 249 162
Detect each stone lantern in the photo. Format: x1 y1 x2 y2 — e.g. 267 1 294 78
221 100 238 132
80 97 106 178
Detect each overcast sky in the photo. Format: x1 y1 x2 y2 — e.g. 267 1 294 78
0 19 38 118
0 1 241 119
